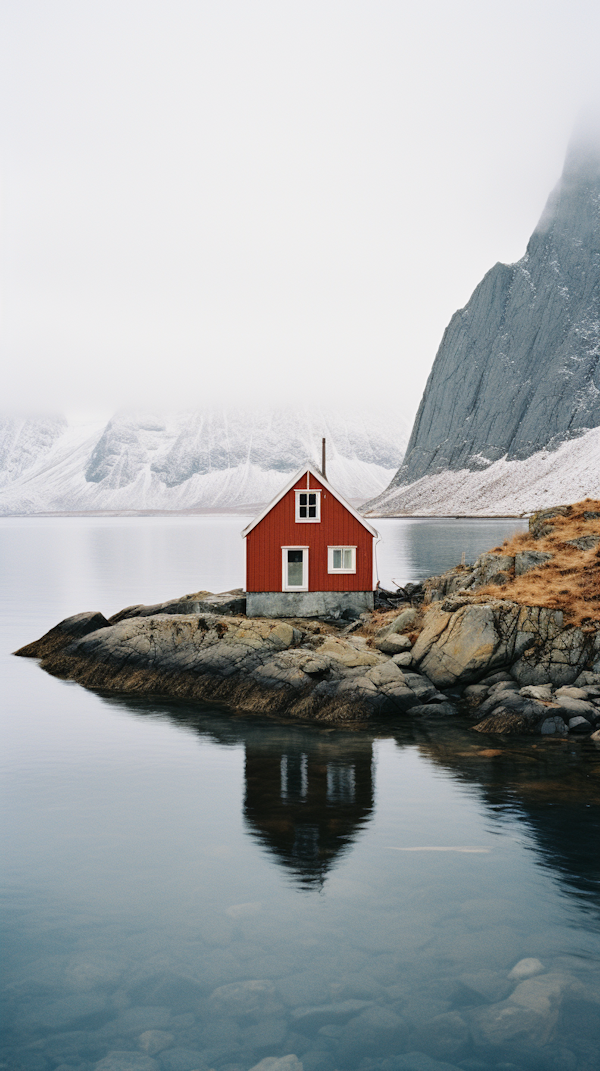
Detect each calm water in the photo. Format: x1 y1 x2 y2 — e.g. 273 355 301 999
2 516 600 1071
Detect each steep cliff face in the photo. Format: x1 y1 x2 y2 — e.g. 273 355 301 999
371 127 600 511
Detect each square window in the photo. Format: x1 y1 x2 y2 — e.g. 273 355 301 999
328 546 356 573
295 489 321 522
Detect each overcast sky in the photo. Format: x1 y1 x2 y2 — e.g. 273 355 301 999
1 0 599 423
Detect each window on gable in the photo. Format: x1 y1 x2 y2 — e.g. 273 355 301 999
295 490 321 522
328 546 356 573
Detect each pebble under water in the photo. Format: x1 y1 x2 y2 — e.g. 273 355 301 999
1 516 599 1071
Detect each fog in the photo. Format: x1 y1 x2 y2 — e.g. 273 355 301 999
1 0 599 421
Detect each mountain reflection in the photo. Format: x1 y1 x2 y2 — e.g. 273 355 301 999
243 731 374 887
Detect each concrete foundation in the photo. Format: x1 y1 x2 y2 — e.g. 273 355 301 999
245 590 374 619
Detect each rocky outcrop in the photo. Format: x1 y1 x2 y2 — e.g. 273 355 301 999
411 595 600 690
15 610 454 724
108 589 246 624
365 126 600 515
465 677 600 736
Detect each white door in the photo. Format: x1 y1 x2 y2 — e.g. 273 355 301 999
282 547 308 591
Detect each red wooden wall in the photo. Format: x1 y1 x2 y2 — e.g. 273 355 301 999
246 472 373 592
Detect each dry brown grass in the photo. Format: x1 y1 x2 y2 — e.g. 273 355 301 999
479 498 600 625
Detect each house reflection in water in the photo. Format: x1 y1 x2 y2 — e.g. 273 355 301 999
243 732 374 887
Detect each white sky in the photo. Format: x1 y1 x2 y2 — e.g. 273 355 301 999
1 0 599 422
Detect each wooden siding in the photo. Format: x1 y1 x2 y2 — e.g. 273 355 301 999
246 472 373 592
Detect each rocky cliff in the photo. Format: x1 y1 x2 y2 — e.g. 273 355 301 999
366 125 600 515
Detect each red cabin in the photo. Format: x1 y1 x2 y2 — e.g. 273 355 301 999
242 463 379 618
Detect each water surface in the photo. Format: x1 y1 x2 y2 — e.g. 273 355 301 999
2 516 599 1071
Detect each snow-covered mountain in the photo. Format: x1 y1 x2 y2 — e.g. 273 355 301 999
366 124 600 516
0 408 409 515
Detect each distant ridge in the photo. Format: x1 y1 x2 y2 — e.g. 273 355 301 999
0 407 409 515
366 123 600 516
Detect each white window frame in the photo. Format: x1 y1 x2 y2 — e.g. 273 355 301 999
282 546 309 591
295 489 321 523
327 546 357 574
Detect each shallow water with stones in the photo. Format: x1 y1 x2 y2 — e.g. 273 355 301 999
2 515 599 1071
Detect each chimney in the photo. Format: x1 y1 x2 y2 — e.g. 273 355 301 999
321 437 326 481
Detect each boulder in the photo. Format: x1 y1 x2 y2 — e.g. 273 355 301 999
406 702 458 717
138 1031 174 1055
567 716 592 732
367 662 405 686
508 958 545 981
472 553 515 586
554 686 590 700
514 551 553 576
473 695 550 734
540 717 568 735
14 610 110 659
552 696 598 720
248 1058 304 1071
411 603 507 688
469 972 576 1048
392 651 413 667
520 684 553 700
375 634 413 655
207 979 279 1020
387 607 418 633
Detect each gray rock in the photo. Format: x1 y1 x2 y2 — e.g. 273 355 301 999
574 671 600 686
508 958 546 980
564 535 600 551
248 1058 303 1071
412 1011 469 1060
406 702 458 717
387 608 418 633
375 634 414 655
520 684 553 700
515 551 553 575
553 696 598 718
478 670 515 686
365 130 600 497
337 1004 407 1058
110 591 246 622
470 971 579 1048
291 1000 373 1029
462 684 489 701
555 685 590 700
138 1032 175 1056
488 680 519 695
472 553 515 586
391 651 413 667
95 1055 160 1071
540 716 568 735
208 979 278 1020
367 661 405 686
567 716 592 732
